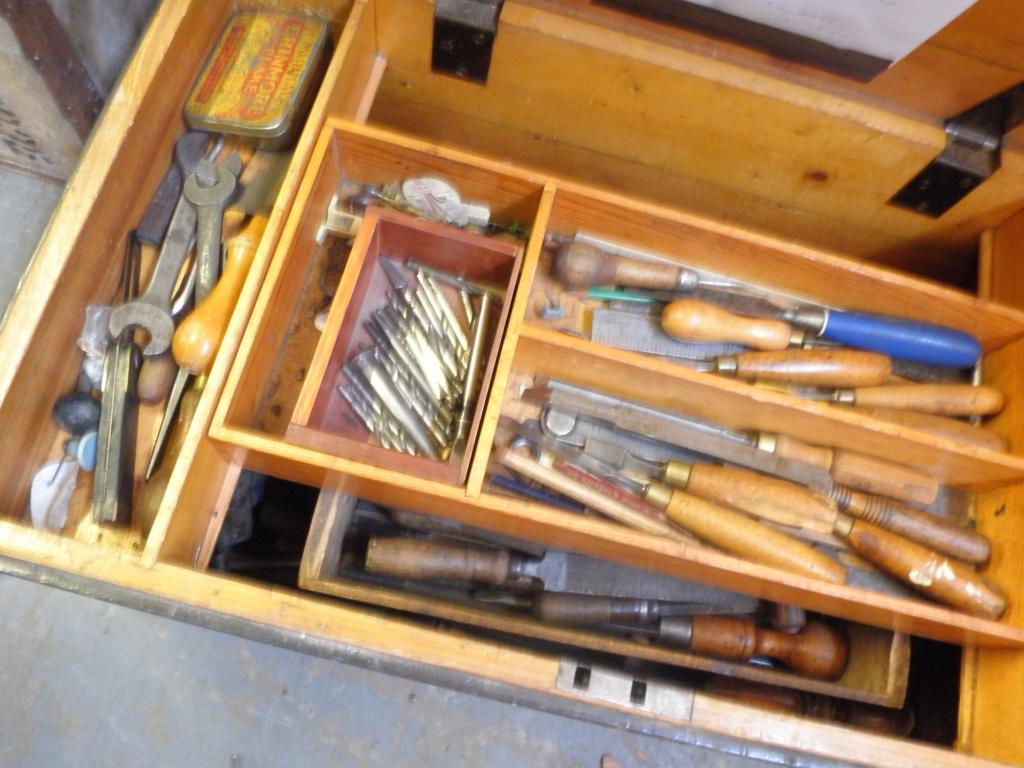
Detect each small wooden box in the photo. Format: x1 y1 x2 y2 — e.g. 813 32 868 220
288 205 522 485
301 490 912 707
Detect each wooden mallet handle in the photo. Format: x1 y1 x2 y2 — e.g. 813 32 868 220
552 240 683 290
365 537 513 585
835 516 1006 618
662 299 793 350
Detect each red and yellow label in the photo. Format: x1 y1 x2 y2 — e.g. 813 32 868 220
185 11 326 137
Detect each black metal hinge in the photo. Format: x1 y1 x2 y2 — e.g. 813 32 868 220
432 0 504 84
890 82 1024 217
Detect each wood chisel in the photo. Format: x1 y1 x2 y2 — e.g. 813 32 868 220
503 418 847 584
362 536 763 610
791 382 1005 417
554 239 982 367
521 593 848 679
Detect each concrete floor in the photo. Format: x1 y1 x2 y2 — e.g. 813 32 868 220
0 574 778 768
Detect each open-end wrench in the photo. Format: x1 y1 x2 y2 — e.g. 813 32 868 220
107 135 217 356
184 155 240 305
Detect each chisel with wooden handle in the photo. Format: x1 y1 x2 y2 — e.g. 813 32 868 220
527 378 940 506
529 592 848 678
659 460 988 564
764 433 938 506
363 536 764 610
800 383 1004 417
833 515 1005 618
662 298 982 368
552 241 981 367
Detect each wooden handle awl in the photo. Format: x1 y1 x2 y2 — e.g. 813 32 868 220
723 349 892 388
836 486 991 565
682 616 848 679
647 482 846 583
835 516 1006 618
664 462 837 535
662 299 792 350
847 384 1004 416
365 537 512 585
173 215 267 374
552 241 683 289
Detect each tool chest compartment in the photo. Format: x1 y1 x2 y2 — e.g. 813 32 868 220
3 0 1024 765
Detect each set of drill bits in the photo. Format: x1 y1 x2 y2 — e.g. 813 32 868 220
339 256 497 461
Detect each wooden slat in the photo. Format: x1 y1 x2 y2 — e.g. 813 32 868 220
957 209 1024 765
371 0 1024 280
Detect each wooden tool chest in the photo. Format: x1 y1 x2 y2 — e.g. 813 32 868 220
4 0 1024 764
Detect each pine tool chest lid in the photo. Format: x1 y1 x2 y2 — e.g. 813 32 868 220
6 1 1024 767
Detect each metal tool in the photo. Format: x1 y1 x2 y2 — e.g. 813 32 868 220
558 237 982 367
506 418 847 584
591 307 746 360
363 536 762 608
184 155 240 304
453 290 492 452
522 378 939 506
92 339 141 524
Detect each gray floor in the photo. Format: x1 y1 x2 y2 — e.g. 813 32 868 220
0 574 772 768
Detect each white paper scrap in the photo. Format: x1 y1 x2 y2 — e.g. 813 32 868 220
685 0 977 63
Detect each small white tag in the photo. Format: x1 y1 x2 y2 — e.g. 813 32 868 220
402 177 468 226
30 459 78 531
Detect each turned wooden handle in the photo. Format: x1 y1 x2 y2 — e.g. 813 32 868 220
653 484 846 583
768 433 835 471
728 349 892 387
836 516 1006 618
136 350 177 404
668 463 837 534
498 448 685 540
662 299 792 350
838 487 991 564
532 593 650 626
767 433 938 506
830 450 938 506
684 616 848 679
552 240 682 289
848 384 1004 416
364 537 512 585
850 406 1007 452
173 215 267 374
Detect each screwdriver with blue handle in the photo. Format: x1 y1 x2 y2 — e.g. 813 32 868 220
554 241 982 368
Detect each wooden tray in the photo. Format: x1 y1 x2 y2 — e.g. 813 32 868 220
300 490 911 707
288 206 522 485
